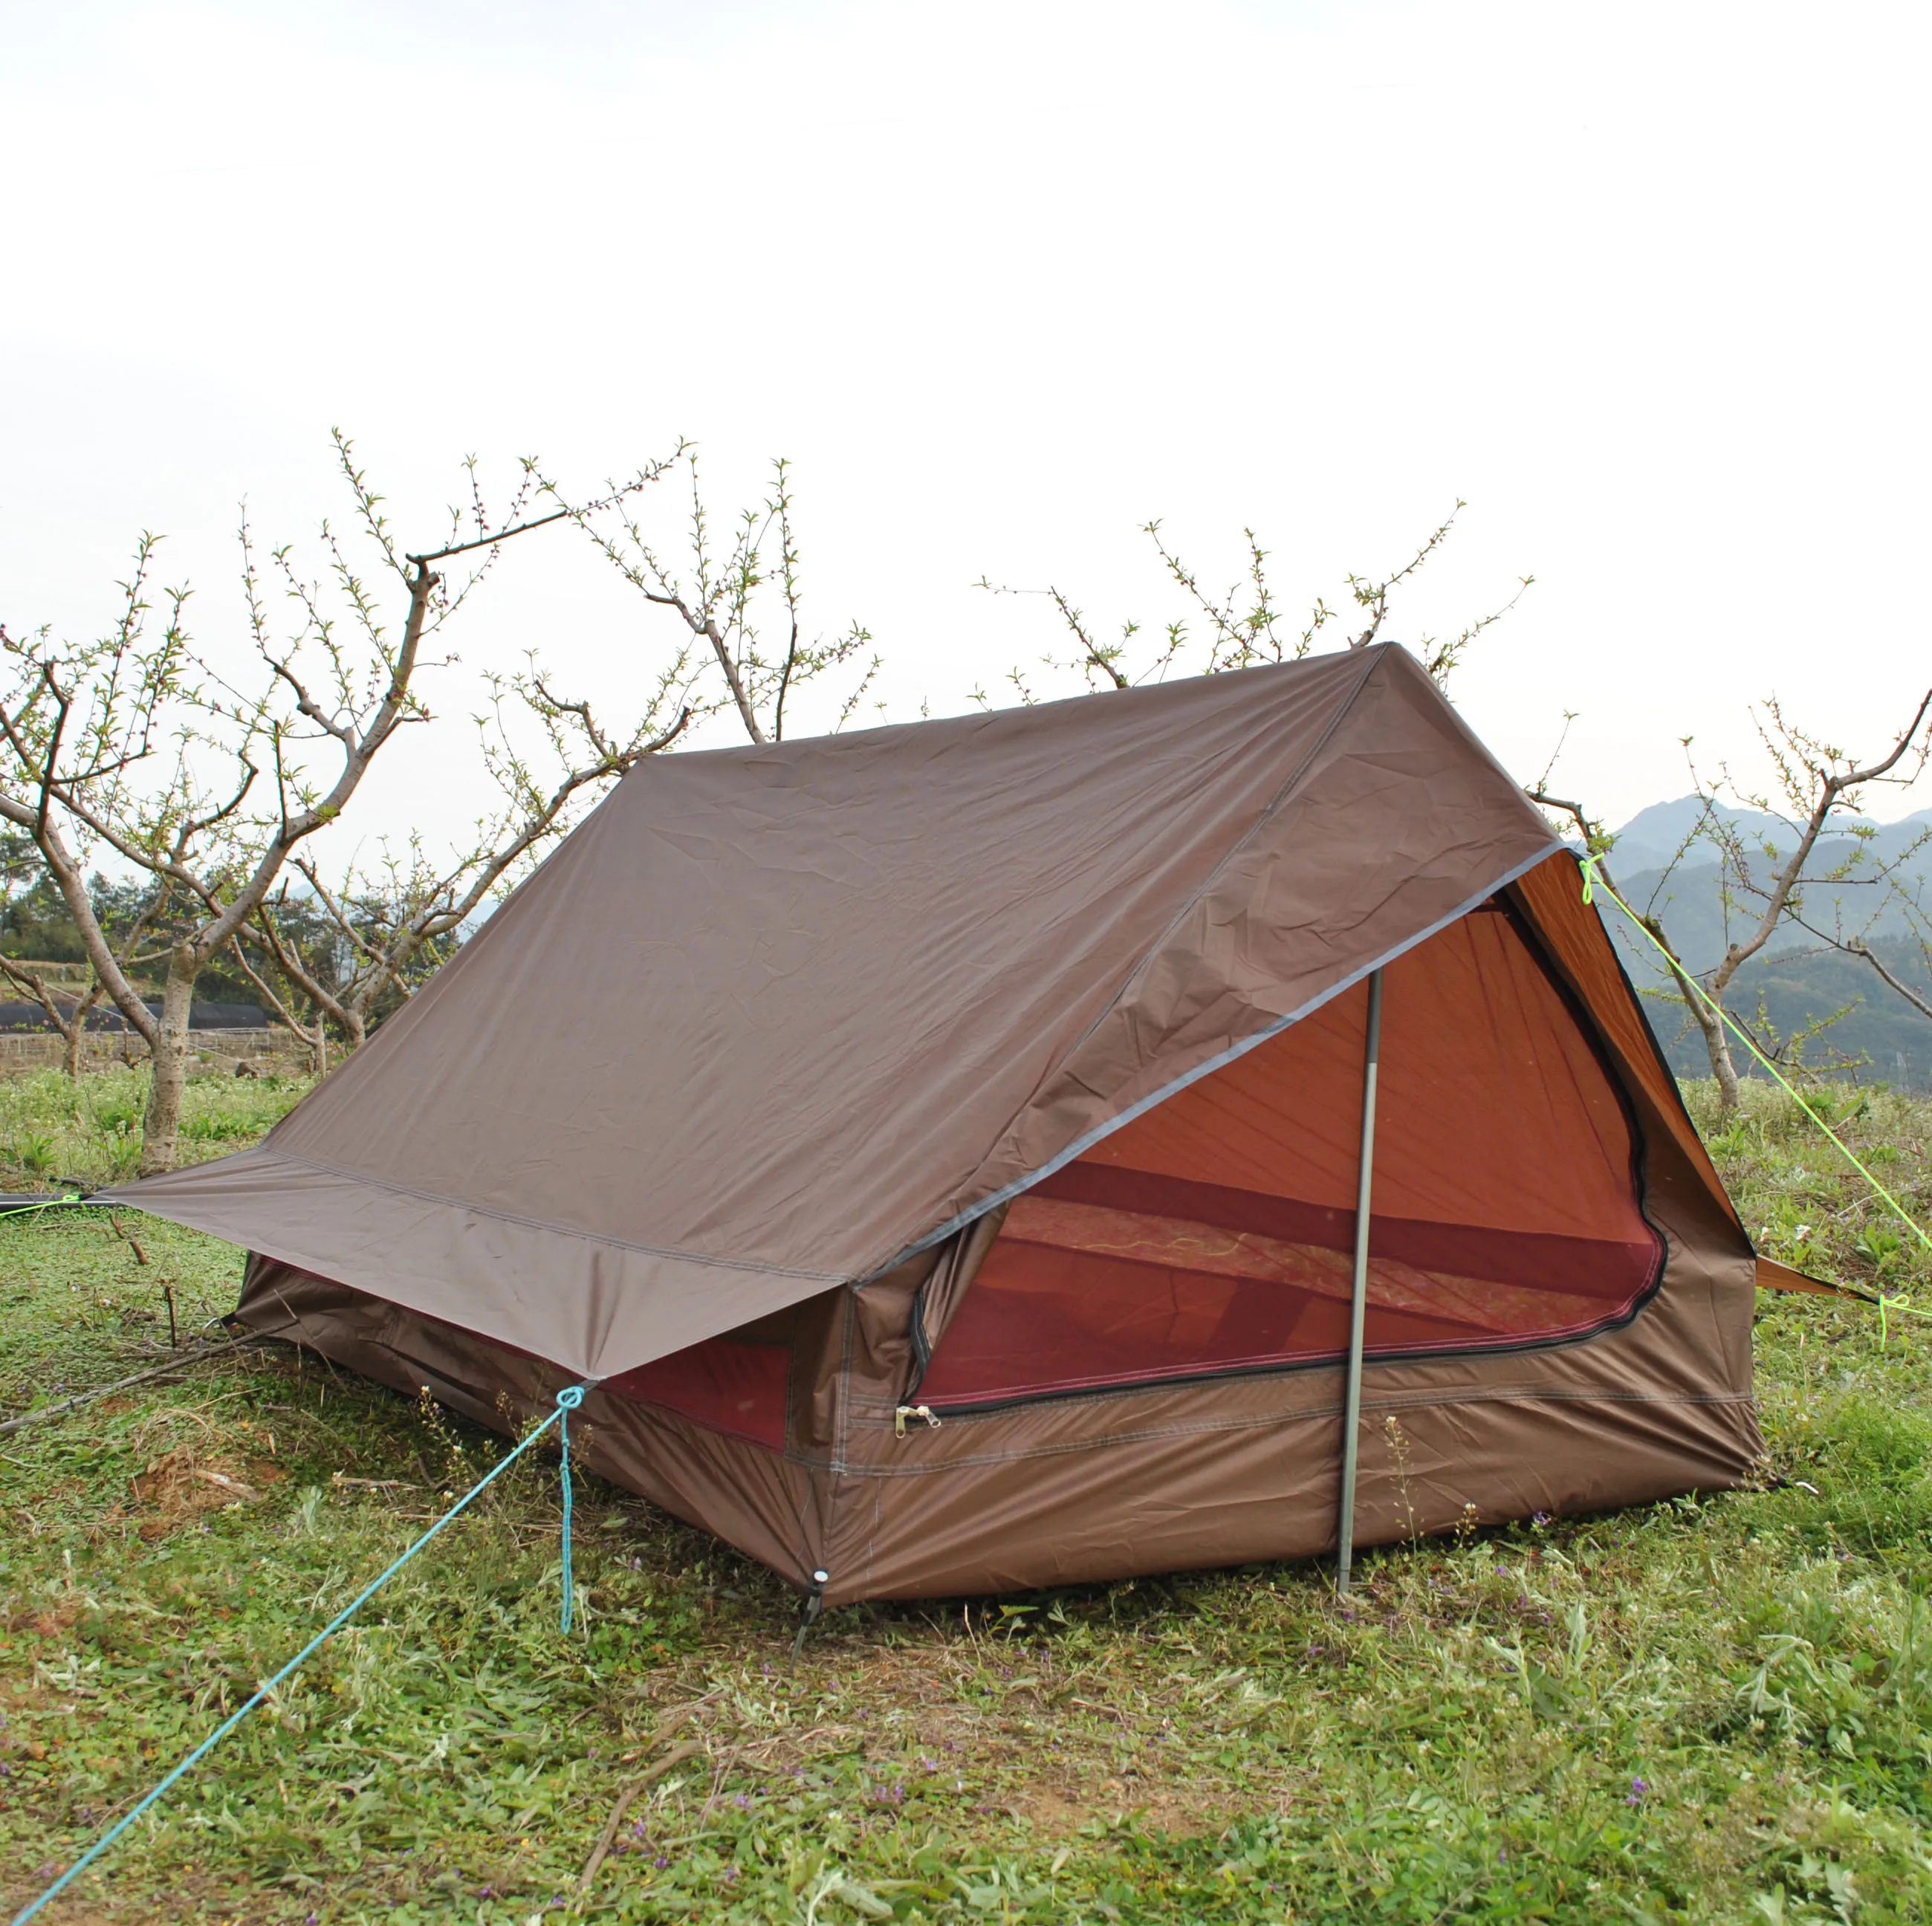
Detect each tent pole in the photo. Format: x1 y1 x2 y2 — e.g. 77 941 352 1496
1335 967 1384 1598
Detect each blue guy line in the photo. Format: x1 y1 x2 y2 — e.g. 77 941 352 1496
557 1383 583 1631
11 1383 587 1926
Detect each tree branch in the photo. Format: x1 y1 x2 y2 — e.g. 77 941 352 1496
1705 687 1932 1001
1847 938 1932 1024
406 506 572 566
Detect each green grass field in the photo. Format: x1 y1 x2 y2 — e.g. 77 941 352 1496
3 1071 1932 1923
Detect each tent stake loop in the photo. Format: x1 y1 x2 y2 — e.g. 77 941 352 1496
1336 967 1384 1598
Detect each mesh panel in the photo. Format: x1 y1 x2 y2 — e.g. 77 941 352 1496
919 905 1660 1408
603 1336 791 1448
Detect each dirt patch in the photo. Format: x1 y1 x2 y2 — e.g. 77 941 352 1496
642 1640 1276 1846
1013 1774 1221 1835
127 1449 284 1539
5 1601 81 1638
1014 1780 1094 1829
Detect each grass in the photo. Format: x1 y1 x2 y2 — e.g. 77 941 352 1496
1 1077 1931 1922
0 1066 313 1190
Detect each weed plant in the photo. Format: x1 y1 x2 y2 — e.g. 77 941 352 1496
1 1079 1931 1921
0 1067 311 1189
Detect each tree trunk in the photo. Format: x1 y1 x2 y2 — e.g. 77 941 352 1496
1682 983 1742 1112
138 948 196 1176
60 985 106 1082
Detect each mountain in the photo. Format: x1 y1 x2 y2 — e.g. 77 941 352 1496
1618 935 1932 1090
1587 797 1932 1089
1602 798 1932 918
1605 797 1793 875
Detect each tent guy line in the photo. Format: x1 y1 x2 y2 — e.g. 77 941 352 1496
7 1384 588 1926
1581 852 1932 1280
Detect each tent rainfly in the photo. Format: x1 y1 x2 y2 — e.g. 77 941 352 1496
110 644 1778 1605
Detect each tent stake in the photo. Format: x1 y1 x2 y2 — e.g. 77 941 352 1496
788 1570 829 1670
1335 967 1384 1598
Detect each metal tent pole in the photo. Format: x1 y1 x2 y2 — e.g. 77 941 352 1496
1335 967 1384 1598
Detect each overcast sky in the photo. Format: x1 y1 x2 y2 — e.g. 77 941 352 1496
4 1 1929 866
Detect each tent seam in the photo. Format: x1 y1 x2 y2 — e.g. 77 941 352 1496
868 835 1567 1278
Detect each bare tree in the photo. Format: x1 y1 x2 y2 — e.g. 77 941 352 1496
0 435 620 1173
0 960 105 1080
538 449 881 745
1532 687 1932 1109
1528 785 1754 1100
245 674 694 1057
1771 796 1932 1029
0 882 167 1082
236 448 881 1063
0 834 113 1080
979 501 1533 702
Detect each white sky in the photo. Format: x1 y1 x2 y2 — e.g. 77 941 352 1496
4 0 1930 871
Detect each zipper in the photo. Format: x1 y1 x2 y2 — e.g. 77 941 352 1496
892 1277 940 1439
907 1277 933 1390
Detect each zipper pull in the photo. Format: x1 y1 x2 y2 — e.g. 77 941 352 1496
894 1404 942 1436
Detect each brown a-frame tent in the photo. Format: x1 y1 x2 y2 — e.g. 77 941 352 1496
111 644 1774 1604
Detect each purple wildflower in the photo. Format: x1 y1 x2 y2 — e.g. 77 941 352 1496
1627 1777 1649 1805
